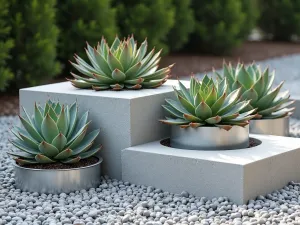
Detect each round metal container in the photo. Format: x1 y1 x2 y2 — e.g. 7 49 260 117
170 125 249 150
14 157 102 194
249 117 289 136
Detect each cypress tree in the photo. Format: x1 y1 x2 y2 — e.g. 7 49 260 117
57 0 117 73
167 0 195 52
8 0 60 88
0 0 14 91
114 0 175 53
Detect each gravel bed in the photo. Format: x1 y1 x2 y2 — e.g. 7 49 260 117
2 116 300 225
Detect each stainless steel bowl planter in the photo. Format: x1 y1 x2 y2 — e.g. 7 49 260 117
14 157 102 194
170 125 249 150
249 116 289 136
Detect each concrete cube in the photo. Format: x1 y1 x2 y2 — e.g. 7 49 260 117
122 135 300 204
19 80 188 179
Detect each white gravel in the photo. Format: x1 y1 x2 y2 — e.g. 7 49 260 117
2 115 300 225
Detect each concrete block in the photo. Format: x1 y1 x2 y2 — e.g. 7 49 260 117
292 95 300 119
122 135 300 204
19 80 188 179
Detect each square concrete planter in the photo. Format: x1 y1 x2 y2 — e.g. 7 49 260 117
19 80 188 179
122 135 300 204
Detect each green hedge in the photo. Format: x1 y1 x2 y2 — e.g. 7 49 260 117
167 0 195 52
57 0 118 73
0 0 264 92
239 0 260 39
8 0 60 88
0 0 14 91
188 0 246 55
259 0 300 41
113 0 175 53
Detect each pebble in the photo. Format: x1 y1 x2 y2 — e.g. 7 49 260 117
1 115 300 224
188 215 198 222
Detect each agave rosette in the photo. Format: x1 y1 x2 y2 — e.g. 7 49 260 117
8 100 102 165
68 35 173 90
160 76 256 130
215 62 294 119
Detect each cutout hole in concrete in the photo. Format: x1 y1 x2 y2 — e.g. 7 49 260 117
160 137 262 150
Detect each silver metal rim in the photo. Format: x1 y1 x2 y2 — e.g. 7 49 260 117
170 125 249 150
14 157 103 171
14 157 102 194
249 116 289 136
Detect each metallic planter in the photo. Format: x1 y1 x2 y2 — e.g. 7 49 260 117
170 125 249 150
249 117 289 136
14 157 102 194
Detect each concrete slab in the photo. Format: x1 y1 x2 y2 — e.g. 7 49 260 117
122 135 300 204
19 80 188 179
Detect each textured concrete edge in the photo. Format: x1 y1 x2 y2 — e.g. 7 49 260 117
122 135 300 204
129 96 173 146
124 134 300 165
121 148 244 204
19 80 190 100
292 96 300 119
243 145 300 202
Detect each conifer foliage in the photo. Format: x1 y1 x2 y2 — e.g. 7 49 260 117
0 0 14 91
8 0 60 88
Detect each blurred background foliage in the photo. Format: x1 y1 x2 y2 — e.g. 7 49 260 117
0 0 300 92
259 0 300 41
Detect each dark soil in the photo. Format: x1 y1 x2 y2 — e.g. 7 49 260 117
160 137 260 149
161 41 300 77
0 95 19 116
21 157 99 170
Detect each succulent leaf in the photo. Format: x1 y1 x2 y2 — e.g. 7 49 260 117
79 145 102 159
112 69 126 82
8 152 35 159
61 157 81 164
18 132 39 150
56 107 68 137
35 154 56 164
162 105 184 118
217 62 294 119
16 158 39 165
38 141 59 158
54 148 73 160
19 115 43 142
205 116 222 124
41 114 59 143
34 103 43 131
11 139 40 155
195 102 212 119
67 102 78 138
68 127 88 149
92 73 114 84
69 36 172 90
161 77 255 128
8 101 101 164
52 133 67 152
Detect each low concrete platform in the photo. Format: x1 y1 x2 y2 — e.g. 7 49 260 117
122 135 300 204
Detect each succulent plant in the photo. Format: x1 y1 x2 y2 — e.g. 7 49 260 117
160 76 256 130
8 100 102 165
215 62 294 119
68 35 173 91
